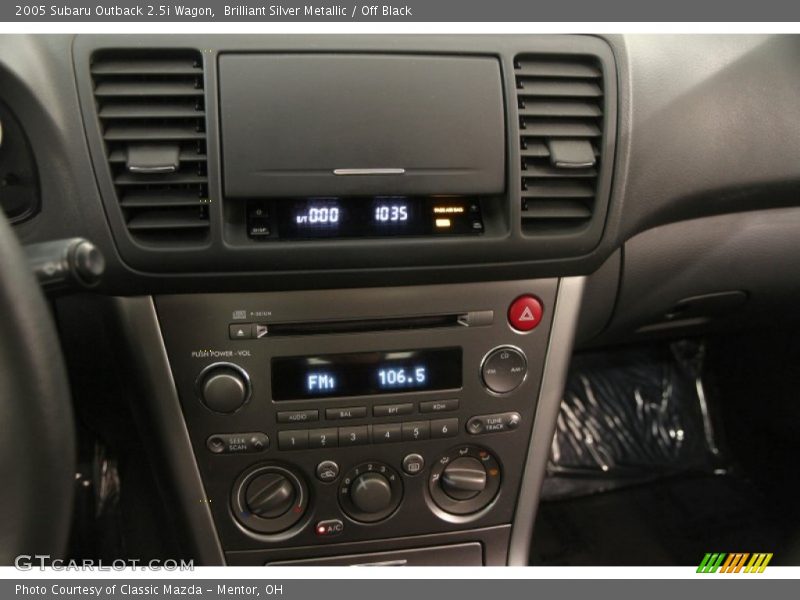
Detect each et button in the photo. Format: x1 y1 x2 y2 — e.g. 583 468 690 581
508 295 543 332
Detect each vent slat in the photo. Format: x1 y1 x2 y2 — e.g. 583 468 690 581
518 100 602 118
108 148 206 163
127 210 210 231
91 59 202 75
522 164 597 178
120 190 208 208
520 119 601 138
94 80 204 97
515 54 605 232
516 79 602 98
522 200 593 220
99 101 204 119
515 59 602 79
103 124 204 141
92 49 209 244
521 180 596 199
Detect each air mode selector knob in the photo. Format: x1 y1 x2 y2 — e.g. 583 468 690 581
429 446 501 517
245 473 296 518
350 472 393 514
441 457 487 501
196 363 250 414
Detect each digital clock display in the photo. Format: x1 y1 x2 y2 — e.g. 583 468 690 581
271 348 462 400
274 197 481 239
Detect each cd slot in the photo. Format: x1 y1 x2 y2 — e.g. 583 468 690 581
264 311 493 338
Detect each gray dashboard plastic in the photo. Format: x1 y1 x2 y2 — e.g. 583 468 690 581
2 35 800 298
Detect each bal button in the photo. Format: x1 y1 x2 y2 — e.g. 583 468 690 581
508 295 543 332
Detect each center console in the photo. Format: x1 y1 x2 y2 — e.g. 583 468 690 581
76 34 611 565
155 279 558 565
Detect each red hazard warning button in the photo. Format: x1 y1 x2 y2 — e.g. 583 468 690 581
508 295 543 332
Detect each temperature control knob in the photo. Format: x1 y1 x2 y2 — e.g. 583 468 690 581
339 462 403 523
245 472 296 518
441 457 487 500
196 363 250 414
232 464 308 535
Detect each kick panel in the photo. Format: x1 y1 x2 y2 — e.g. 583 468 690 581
154 279 556 563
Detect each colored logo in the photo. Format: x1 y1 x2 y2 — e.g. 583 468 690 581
697 553 773 573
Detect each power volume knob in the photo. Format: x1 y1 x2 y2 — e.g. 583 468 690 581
196 363 250 414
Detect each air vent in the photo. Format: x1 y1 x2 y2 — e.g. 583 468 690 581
90 50 210 245
514 55 604 232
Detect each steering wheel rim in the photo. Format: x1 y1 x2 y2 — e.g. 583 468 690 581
0 209 75 564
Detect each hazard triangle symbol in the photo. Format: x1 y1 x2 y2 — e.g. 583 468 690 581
519 306 536 321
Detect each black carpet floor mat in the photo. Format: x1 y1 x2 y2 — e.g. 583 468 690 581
531 472 784 566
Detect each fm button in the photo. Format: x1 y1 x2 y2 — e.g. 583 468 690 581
481 347 527 394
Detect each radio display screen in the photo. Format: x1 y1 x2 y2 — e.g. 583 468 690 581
271 347 462 400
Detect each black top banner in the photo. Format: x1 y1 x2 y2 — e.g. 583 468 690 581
3 0 800 22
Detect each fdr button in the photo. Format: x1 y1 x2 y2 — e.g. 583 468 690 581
481 347 527 394
508 295 543 332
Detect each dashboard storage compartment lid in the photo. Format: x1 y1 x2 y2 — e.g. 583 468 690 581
219 54 505 198
267 542 483 566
